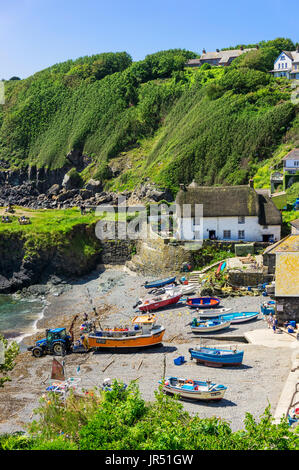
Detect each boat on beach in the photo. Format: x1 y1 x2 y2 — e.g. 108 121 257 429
195 308 232 318
87 314 165 349
189 346 244 367
186 297 220 309
138 292 182 312
190 318 231 334
144 276 176 289
159 376 227 401
218 311 259 324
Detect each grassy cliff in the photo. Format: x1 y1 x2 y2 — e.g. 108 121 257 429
0 39 298 194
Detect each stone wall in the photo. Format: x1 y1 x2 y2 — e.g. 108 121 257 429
100 240 136 265
275 297 299 324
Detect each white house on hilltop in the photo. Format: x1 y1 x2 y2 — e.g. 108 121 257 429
175 181 282 242
270 49 299 79
282 148 299 174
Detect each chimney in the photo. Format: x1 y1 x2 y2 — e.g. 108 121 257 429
202 48 206 54
249 179 254 189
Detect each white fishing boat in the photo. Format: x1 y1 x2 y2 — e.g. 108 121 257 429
190 318 231 334
159 376 227 401
197 308 232 318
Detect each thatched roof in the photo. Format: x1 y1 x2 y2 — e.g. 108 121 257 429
175 185 282 225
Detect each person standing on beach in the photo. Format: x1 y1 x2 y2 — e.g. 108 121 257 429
267 312 273 329
272 315 278 334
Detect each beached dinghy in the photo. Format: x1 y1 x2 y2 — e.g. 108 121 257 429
190 318 231 334
186 297 220 309
159 376 227 401
144 276 176 289
197 308 232 318
219 311 259 324
189 346 244 367
87 314 165 349
138 292 182 312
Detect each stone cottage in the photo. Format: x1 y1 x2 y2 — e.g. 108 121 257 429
263 235 299 323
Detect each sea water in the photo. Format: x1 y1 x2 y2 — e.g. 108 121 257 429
0 294 46 348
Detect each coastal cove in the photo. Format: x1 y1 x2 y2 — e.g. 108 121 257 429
0 266 294 434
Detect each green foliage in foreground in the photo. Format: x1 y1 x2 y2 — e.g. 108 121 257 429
0 381 298 450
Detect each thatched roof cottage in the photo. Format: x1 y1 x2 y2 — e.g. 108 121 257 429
175 181 282 242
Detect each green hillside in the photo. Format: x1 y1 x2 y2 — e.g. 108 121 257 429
0 38 298 194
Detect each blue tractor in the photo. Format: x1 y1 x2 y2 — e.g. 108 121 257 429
28 327 73 358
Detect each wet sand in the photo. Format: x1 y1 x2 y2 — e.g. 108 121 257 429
0 266 292 433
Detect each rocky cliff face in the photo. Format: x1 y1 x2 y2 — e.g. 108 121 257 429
0 224 102 293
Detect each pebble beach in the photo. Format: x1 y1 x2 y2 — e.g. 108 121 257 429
0 266 293 434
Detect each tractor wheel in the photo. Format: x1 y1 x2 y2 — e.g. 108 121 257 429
52 343 66 356
32 347 43 358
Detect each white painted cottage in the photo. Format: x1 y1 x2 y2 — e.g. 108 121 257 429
175 181 282 242
270 50 299 79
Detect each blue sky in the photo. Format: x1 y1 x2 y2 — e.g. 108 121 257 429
0 0 297 79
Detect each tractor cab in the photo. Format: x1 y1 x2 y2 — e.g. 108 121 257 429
46 328 68 343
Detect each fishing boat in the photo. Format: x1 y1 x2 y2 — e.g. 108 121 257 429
138 292 182 312
189 346 244 367
159 376 227 401
87 314 165 349
186 297 220 309
219 311 259 324
196 308 232 318
144 276 176 289
190 318 231 333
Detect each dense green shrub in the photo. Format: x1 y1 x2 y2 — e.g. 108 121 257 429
1 381 298 450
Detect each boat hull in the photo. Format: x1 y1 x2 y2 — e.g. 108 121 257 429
219 312 259 324
88 328 165 349
161 379 227 401
187 297 220 309
139 295 181 312
191 320 231 334
189 347 244 367
145 277 176 289
197 308 232 318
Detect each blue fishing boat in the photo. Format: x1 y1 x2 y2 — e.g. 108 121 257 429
144 276 176 289
218 311 259 324
187 296 220 309
190 318 231 333
189 346 244 367
159 376 227 401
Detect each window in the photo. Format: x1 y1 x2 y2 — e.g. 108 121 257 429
223 230 231 239
238 230 245 240
238 216 245 224
294 160 299 167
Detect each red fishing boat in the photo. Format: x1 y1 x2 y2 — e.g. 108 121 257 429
139 292 182 312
